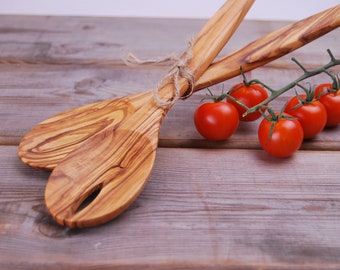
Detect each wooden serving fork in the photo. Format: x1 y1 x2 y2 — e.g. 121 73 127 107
43 0 255 228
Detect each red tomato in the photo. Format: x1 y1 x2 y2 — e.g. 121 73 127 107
284 94 327 139
194 101 239 140
258 113 303 158
314 83 340 127
228 83 269 122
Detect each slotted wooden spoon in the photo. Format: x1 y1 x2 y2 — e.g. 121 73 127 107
18 4 340 171
43 0 255 228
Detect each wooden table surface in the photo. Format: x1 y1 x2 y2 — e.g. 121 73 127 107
0 14 340 269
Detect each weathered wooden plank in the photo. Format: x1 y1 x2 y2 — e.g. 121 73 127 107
0 16 338 66
1 64 340 149
0 64 166 145
1 14 340 269
1 145 340 269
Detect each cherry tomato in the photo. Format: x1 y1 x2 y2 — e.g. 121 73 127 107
284 94 327 139
228 83 269 122
314 83 340 127
258 113 303 158
194 101 239 140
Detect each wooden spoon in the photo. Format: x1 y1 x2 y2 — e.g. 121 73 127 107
18 4 340 170
44 0 255 228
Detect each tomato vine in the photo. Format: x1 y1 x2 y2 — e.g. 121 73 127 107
243 49 340 117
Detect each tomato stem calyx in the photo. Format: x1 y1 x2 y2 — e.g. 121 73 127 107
240 67 252 87
202 86 233 103
261 107 297 144
324 70 340 94
287 84 316 110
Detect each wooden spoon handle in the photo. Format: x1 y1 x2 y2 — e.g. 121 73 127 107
195 4 340 91
179 0 254 80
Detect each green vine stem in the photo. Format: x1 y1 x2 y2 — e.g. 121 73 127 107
241 49 340 116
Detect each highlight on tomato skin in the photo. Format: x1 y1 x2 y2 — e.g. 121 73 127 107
194 101 239 141
284 94 327 139
314 83 340 127
227 82 269 122
257 113 304 158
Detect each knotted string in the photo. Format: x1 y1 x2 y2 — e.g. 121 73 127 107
123 52 179 66
123 40 195 107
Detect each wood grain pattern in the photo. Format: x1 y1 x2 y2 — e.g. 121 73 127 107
45 99 163 227
2 146 340 269
1 11 340 270
18 90 153 170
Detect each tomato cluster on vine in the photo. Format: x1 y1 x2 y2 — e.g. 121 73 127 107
194 80 340 158
193 51 340 158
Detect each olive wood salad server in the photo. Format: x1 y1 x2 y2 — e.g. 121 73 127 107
19 4 340 171
18 3 340 228
42 0 255 228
